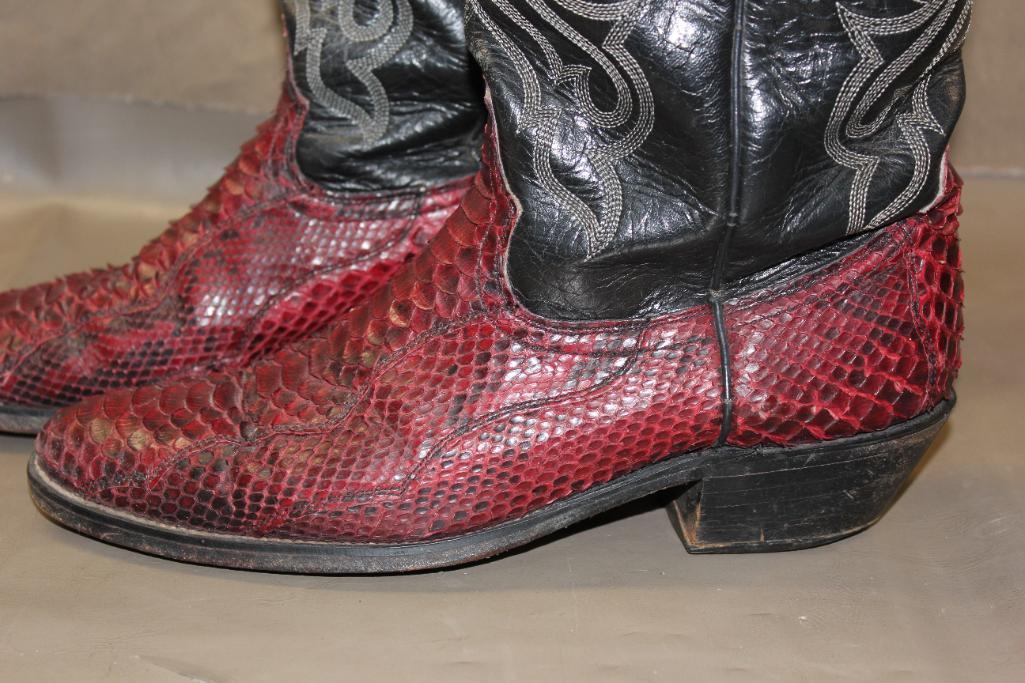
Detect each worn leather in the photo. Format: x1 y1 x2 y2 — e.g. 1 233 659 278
31 1 969 550
283 0 486 192
467 0 970 320
35 131 964 543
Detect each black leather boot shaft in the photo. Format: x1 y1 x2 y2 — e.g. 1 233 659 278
283 0 485 192
467 0 970 320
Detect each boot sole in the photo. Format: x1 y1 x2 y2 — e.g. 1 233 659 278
0 404 55 435
28 399 951 574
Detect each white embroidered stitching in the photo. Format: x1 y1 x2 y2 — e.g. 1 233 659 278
468 0 654 257
826 0 971 234
287 0 413 145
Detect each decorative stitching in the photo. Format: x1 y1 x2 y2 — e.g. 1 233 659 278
826 0 971 234
287 0 413 145
468 0 654 256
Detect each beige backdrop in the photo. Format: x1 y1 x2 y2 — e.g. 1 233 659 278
0 0 1022 174
1 3 1024 681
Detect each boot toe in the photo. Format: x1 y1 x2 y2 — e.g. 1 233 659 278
34 375 246 512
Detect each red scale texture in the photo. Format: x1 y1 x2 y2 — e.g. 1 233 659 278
0 84 468 410
35 132 964 545
726 181 964 446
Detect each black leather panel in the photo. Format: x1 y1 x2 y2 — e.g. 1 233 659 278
469 0 732 318
283 0 485 192
468 0 969 320
728 0 969 282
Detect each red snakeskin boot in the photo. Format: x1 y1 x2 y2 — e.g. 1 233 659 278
0 0 483 433
30 0 969 572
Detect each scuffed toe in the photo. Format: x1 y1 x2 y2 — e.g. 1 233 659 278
34 375 247 512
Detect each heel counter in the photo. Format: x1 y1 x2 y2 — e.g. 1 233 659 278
910 190 965 404
725 180 964 447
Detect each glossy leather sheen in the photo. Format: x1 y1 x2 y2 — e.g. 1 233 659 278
34 132 964 543
0 87 469 411
283 0 486 192
467 0 970 319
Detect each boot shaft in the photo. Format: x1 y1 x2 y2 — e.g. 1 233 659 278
467 0 970 320
282 0 485 192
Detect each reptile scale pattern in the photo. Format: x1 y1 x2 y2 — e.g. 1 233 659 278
34 131 965 544
0 84 469 411
727 183 965 446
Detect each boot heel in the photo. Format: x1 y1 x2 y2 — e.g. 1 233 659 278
668 408 949 553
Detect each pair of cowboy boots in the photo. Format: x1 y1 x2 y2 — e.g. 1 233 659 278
14 0 971 572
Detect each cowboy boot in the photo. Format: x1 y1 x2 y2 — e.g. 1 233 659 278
30 0 970 572
0 0 483 433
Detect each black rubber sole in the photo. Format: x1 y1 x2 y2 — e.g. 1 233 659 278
28 400 951 574
0 403 55 435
